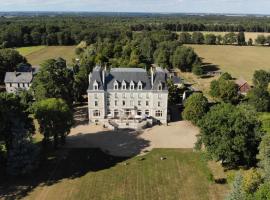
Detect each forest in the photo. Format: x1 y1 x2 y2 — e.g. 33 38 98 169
2 15 270 48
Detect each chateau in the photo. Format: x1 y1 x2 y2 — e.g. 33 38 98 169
88 66 168 128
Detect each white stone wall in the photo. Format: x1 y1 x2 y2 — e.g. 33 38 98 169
88 89 168 124
5 83 31 93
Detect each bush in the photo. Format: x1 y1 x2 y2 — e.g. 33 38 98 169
192 64 203 76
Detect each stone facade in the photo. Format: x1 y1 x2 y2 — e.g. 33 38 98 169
88 66 169 125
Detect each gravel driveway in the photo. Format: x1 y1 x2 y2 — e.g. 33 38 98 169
66 121 199 157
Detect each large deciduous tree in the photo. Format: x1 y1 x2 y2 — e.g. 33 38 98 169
32 98 73 148
183 93 208 125
198 103 263 167
31 58 74 105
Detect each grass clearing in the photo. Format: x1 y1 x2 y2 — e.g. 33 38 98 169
188 45 270 83
259 113 270 133
0 148 228 200
15 46 46 56
15 46 76 66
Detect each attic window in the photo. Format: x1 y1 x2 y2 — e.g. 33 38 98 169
93 80 99 91
130 81 135 90
138 81 142 90
114 81 119 90
122 81 126 90
158 83 162 91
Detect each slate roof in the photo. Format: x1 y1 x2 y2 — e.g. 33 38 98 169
88 66 168 91
4 72 33 83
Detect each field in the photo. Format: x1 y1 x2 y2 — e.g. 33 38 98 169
177 31 270 42
16 46 76 66
0 148 228 200
260 113 270 133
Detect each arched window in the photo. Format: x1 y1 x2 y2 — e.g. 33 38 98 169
130 81 135 90
122 80 126 90
158 83 162 91
138 81 143 90
93 110 100 117
93 80 99 90
114 81 119 90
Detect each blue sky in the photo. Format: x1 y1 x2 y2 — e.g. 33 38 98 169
0 0 269 14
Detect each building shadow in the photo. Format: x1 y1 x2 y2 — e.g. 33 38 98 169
0 129 150 200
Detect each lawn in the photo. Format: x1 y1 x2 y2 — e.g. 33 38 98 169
259 113 270 133
16 46 76 66
0 148 227 200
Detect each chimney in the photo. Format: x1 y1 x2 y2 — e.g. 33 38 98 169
89 73 92 84
102 65 106 84
151 65 155 87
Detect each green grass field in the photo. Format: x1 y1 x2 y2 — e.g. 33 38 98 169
0 148 227 200
16 46 76 66
260 113 270 133
188 45 270 83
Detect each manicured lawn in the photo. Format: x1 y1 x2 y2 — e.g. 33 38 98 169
0 149 225 200
16 46 76 66
15 46 46 56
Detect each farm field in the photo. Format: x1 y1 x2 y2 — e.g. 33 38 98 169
177 31 270 42
0 148 228 200
16 46 76 66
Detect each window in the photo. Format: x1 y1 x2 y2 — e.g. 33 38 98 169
107 99 110 106
94 93 98 99
158 94 162 99
138 82 142 90
122 81 126 90
146 101 149 106
158 102 161 107
158 83 162 91
138 93 142 99
115 93 118 98
114 81 119 90
146 93 149 99
9 83 12 87
122 93 126 98
145 110 150 116
130 81 135 90
125 109 131 116
95 101 98 107
137 110 142 116
122 100 126 106
130 100 134 106
17 83 20 88
155 110 163 117
93 110 100 117
138 100 141 106
130 93 134 98
93 80 98 90
115 100 118 106
107 110 112 115
22 83 25 87
114 110 119 118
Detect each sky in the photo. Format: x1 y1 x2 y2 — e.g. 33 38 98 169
0 0 270 14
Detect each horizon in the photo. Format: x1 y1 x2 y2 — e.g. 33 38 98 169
0 0 269 15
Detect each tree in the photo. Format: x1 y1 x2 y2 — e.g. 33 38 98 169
192 64 203 76
183 93 208 125
205 34 217 45
0 49 26 82
254 182 270 200
199 103 263 166
226 173 245 200
248 38 253 46
247 87 270 112
179 32 192 44
220 72 233 80
242 168 262 194
192 32 204 44
258 132 270 182
253 70 270 90
31 58 74 105
237 31 246 45
223 32 237 45
167 79 183 105
32 98 73 148
256 35 266 45
172 46 199 72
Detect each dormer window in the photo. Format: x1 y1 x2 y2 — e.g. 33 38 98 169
130 81 135 90
114 81 119 90
138 81 142 90
93 80 99 91
158 83 162 91
122 80 126 90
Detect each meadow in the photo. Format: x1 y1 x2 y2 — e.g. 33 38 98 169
16 46 76 66
0 148 228 200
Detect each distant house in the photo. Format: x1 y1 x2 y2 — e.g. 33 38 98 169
235 78 251 94
4 65 39 94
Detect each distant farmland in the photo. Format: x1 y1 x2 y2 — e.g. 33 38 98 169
188 44 270 83
16 46 76 66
